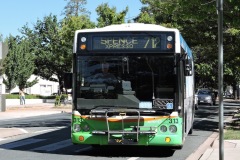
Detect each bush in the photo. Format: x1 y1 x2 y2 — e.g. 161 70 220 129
55 94 68 106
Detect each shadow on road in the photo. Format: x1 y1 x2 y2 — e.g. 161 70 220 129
77 145 175 158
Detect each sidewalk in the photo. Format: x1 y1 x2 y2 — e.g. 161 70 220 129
0 103 71 120
0 103 71 139
187 98 240 160
199 138 240 160
187 134 240 160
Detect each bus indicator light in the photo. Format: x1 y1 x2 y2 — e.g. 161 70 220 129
79 136 84 141
80 44 86 50
165 137 171 143
167 43 172 49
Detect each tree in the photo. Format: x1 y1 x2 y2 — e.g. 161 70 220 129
62 0 90 17
134 11 156 24
0 33 3 42
139 0 240 92
3 35 37 91
96 3 128 27
21 14 71 92
2 36 16 91
60 15 95 50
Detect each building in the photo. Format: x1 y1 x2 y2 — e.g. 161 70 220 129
9 75 59 96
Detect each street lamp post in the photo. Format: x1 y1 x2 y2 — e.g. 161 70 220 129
217 0 224 160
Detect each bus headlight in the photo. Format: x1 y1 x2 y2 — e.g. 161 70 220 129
169 125 177 133
167 36 173 41
83 125 90 132
73 124 81 132
81 37 86 42
160 125 167 132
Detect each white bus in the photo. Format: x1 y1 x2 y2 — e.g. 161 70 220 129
65 23 195 148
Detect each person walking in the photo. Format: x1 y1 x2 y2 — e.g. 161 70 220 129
19 89 25 105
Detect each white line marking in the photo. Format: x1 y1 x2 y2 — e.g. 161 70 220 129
34 127 67 134
0 138 45 149
0 138 6 141
34 129 57 134
128 157 139 160
74 146 92 152
31 139 72 152
194 118 207 125
19 128 28 133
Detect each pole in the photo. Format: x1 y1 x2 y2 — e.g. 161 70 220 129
217 0 224 159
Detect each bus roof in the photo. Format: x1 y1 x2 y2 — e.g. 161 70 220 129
75 23 179 34
74 23 192 56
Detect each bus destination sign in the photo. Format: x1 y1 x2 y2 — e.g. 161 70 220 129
93 36 161 50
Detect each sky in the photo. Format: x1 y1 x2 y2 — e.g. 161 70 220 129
0 0 143 39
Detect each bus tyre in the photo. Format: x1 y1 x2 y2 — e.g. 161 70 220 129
172 145 183 150
91 144 100 148
188 127 193 134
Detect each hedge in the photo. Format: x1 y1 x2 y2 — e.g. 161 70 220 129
6 94 57 99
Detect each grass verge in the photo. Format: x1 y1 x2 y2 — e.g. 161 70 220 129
224 129 240 140
224 111 240 140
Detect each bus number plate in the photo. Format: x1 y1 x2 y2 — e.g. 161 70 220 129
169 118 178 124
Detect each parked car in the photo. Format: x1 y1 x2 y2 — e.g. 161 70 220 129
195 93 199 110
197 89 216 106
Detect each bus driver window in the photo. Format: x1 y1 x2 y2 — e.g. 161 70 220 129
91 62 117 85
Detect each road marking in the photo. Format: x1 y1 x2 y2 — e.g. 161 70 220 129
34 126 67 134
34 128 58 134
128 157 139 160
194 118 207 125
31 139 72 152
0 138 45 149
19 128 28 133
0 138 5 142
74 146 92 152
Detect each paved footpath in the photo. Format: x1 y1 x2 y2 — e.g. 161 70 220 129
188 99 240 160
0 103 71 120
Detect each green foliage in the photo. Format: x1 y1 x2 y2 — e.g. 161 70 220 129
21 14 72 91
3 35 35 91
226 28 240 36
55 95 61 106
54 94 68 106
14 39 35 90
60 15 95 49
62 0 90 17
96 3 128 27
6 94 56 99
140 0 240 89
135 11 156 24
0 33 3 41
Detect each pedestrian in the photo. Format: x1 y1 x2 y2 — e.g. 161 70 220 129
19 89 25 105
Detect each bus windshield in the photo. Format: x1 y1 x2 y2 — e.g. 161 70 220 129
76 55 175 110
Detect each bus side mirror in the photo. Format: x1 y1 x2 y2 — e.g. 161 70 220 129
184 57 192 76
64 72 72 89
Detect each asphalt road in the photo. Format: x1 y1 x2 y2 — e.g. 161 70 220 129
0 102 237 160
